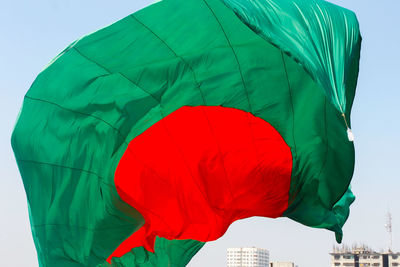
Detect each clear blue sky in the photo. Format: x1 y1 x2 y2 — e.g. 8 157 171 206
1 0 399 266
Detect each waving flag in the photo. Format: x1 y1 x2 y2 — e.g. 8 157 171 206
12 0 361 266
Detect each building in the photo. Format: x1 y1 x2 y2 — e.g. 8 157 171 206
270 261 296 267
330 245 400 267
227 247 270 267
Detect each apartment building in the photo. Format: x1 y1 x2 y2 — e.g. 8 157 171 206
227 247 270 267
330 246 400 267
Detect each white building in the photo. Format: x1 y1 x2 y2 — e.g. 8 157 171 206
270 262 295 267
330 246 400 267
227 247 270 267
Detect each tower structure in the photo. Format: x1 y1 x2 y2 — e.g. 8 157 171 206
385 212 393 253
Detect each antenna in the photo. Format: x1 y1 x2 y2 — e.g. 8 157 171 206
385 212 392 253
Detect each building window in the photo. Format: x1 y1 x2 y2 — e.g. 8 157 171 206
335 255 341 260
343 263 355 266
372 263 380 266
392 263 399 266
392 256 398 260
334 263 341 266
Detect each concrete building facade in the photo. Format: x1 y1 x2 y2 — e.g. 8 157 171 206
227 247 270 267
330 246 400 267
269 261 295 267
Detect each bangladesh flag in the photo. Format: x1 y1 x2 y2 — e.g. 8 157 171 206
11 0 361 266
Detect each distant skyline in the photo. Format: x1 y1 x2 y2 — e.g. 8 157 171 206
1 1 399 267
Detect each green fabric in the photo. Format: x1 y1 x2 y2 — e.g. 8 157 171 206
221 0 361 114
11 0 360 266
101 239 204 267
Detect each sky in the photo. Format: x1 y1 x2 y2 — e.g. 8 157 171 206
0 0 399 266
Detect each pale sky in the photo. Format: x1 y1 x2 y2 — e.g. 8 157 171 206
1 0 399 266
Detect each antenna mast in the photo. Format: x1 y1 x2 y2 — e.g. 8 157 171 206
385 212 393 253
